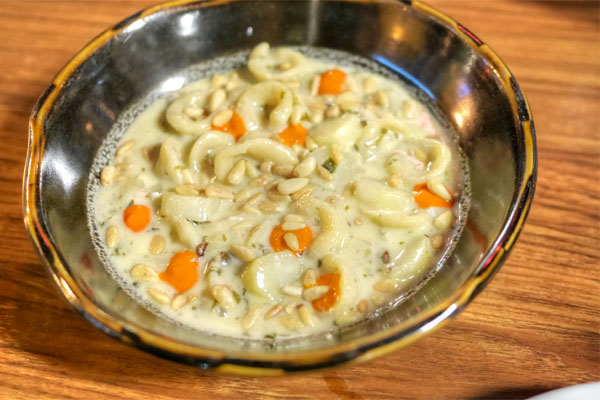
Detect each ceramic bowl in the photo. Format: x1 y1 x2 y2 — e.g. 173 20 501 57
23 0 536 374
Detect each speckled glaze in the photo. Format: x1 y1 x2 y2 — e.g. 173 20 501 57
23 0 536 374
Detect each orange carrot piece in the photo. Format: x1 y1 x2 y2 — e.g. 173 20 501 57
123 204 151 232
318 69 346 95
311 273 341 312
413 183 453 208
211 112 246 140
159 250 198 293
269 224 313 256
278 123 307 147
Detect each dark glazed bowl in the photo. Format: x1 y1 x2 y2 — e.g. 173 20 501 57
23 0 536 374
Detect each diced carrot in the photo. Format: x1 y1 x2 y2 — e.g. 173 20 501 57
318 69 346 95
123 204 151 232
269 224 313 256
413 183 453 208
278 123 307 147
159 250 198 293
311 273 341 312
211 112 246 140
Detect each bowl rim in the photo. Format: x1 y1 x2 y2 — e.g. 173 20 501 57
22 0 537 375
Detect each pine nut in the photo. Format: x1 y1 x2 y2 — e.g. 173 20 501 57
285 303 298 314
212 109 233 127
205 183 234 199
282 221 306 231
210 285 236 309
277 178 309 195
331 144 343 164
259 201 286 214
326 104 341 118
267 187 290 202
244 192 263 207
402 99 418 119
116 140 136 159
175 183 200 196
357 299 369 313
149 235 166 255
280 314 303 330
147 287 170 304
310 109 324 124
241 304 261 330
250 175 270 187
310 76 320 96
316 165 334 181
297 304 314 327
434 210 454 230
283 232 300 251
211 74 227 88
229 243 257 262
354 218 363 226
291 186 313 200
272 164 294 178
209 89 226 112
373 279 397 293
431 234 445 249
305 136 318 151
100 165 117 185
339 101 361 112
345 76 357 91
284 214 304 223
281 284 303 298
293 156 316 177
302 285 329 301
260 161 273 173
227 159 246 185
171 293 197 310
105 226 118 248
182 168 195 184
130 264 158 282
245 160 259 178
374 90 389 107
264 304 283 319
184 105 204 119
428 180 452 201
302 269 317 287
387 174 403 188
246 222 265 244
234 188 253 203
242 203 261 215
371 293 386 306
362 76 377 92
279 61 292 71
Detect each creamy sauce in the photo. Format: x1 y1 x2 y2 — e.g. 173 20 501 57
92 43 466 339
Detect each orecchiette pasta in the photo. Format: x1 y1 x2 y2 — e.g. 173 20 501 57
94 43 466 339
248 42 306 82
235 81 295 131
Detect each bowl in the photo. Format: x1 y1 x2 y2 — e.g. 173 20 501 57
23 0 536 374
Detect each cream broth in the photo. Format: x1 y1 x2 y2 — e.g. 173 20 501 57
93 43 466 338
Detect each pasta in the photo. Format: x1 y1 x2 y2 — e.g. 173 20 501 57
93 43 467 339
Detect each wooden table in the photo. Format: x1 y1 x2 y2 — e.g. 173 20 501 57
1 1 598 398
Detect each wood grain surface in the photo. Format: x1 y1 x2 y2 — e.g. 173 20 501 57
1 1 598 399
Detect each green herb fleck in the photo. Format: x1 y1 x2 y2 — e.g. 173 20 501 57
187 219 210 226
232 290 241 304
321 158 337 173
